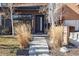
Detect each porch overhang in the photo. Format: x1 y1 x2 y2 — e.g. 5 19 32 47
14 6 40 10
13 3 48 7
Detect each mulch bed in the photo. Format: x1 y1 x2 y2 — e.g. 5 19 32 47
51 48 79 56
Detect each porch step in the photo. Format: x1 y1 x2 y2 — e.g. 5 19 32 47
29 36 50 56
29 49 49 56
32 34 48 37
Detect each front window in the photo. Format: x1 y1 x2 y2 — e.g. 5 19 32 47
0 16 12 35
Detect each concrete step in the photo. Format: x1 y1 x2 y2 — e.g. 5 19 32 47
29 45 48 48
29 53 49 56
29 36 49 56
32 34 48 37
29 49 49 53
29 43 48 45
29 46 49 49
33 37 46 39
31 40 47 43
29 49 49 56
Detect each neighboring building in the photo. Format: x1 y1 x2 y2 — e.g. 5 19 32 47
58 3 79 31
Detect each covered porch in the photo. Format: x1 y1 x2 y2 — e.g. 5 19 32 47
0 3 49 35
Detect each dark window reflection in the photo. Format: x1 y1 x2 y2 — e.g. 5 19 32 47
0 16 12 35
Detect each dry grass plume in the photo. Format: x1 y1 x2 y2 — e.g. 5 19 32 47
48 26 64 50
14 22 32 49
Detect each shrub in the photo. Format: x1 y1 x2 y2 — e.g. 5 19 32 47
48 26 64 50
14 22 32 49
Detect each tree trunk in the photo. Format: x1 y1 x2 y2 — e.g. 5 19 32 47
48 3 56 27
10 4 14 35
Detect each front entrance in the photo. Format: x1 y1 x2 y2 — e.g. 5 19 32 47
35 15 45 34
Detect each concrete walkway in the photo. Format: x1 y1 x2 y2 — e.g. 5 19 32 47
29 35 50 56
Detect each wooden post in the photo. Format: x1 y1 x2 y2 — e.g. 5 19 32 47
63 26 69 45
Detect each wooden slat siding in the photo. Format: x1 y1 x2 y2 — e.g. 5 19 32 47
55 4 79 20
14 10 43 15
63 4 79 20
13 3 48 7
66 3 79 14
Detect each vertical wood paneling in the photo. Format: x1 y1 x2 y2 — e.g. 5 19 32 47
64 20 79 31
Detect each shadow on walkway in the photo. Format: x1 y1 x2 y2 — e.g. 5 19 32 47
16 48 29 56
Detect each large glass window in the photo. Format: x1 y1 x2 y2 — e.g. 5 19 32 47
0 16 12 35
13 14 32 34
13 14 32 20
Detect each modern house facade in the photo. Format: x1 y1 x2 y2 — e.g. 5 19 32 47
0 3 79 35
0 3 49 35
12 3 48 35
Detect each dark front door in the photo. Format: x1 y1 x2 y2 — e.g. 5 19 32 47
35 15 44 34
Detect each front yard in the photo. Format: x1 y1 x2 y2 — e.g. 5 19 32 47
0 36 79 56
0 37 19 56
